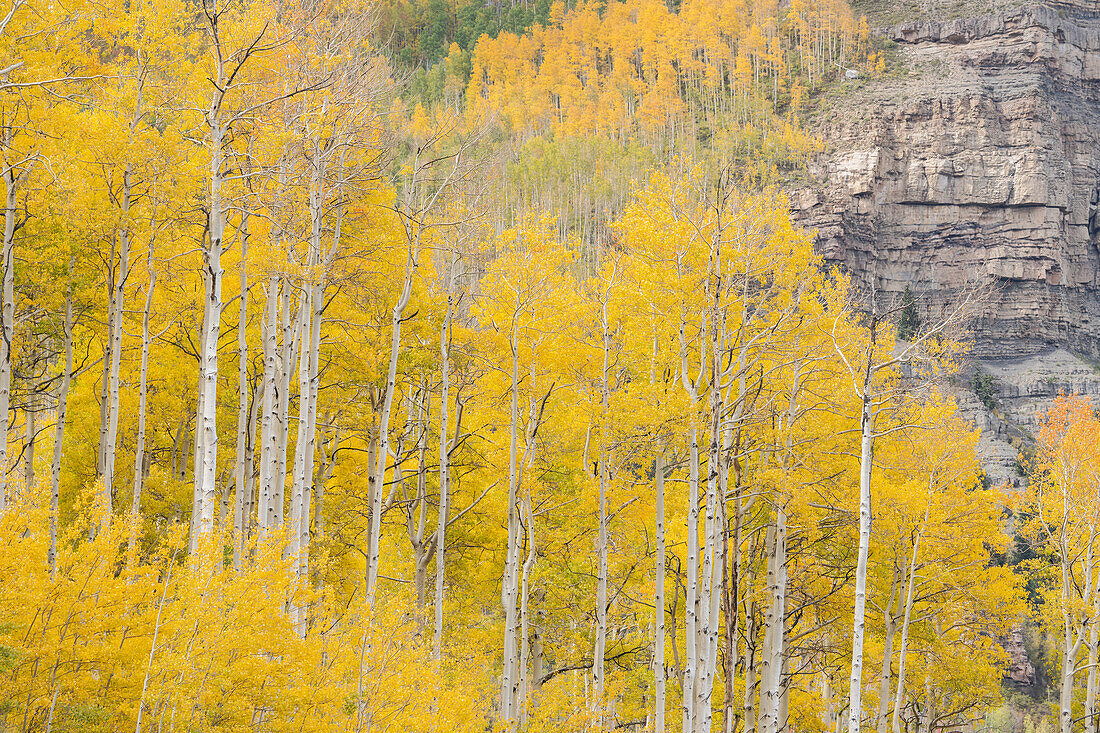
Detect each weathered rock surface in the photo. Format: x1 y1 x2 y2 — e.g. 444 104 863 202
1001 626 1037 687
794 0 1100 359
969 347 1100 484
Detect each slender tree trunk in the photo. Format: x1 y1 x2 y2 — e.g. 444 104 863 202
129 260 155 558
1088 573 1100 733
499 328 522 726
434 273 454 660
684 418 700 733
698 335 725 732
848 388 874 733
1061 552 1089 733
0 165 18 511
760 520 779 733
655 450 666 733
49 283 73 577
300 282 322 583
593 297 611 715
876 568 901 733
518 492 536 726
196 120 226 543
96 235 117 487
289 288 312 632
233 215 249 571
892 529 922 733
272 284 297 531
289 289 310 565
743 596 758 733
103 168 132 520
288 287 310 565
1088 539 1100 733
189 297 207 553
1062 632 1080 733
366 240 418 603
243 377 262 551
257 277 279 538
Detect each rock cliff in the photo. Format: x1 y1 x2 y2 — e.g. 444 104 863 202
795 0 1100 359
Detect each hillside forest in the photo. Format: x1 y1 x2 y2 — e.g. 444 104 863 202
0 0 1095 730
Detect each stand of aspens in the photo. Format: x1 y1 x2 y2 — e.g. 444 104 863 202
0 0 1087 729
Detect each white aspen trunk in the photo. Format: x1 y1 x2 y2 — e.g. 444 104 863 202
892 529 922 733
770 510 788 733
1062 634 1078 733
189 301 206 554
300 282 322 583
232 216 249 571
129 261 155 557
243 378 262 550
1088 577 1100 733
875 569 901 733
779 653 790 732
847 389 874 733
699 401 724 729
49 283 73 577
744 597 758 733
499 330 522 726
0 165 17 511
759 521 779 733
434 273 454 661
725 447 743 733
593 297 610 715
96 234 117 486
257 277 279 538
655 450 666 733
698 281 728 733
518 492 536 726
103 168 132 518
272 284 297 531
366 240 418 603
593 454 607 708
1062 542 1089 733
196 119 226 542
683 420 700 733
293 134 326 582
289 289 311 599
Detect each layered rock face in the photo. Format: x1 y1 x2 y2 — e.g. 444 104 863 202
794 0 1100 359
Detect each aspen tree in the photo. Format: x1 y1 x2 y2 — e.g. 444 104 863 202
1027 396 1100 733
257 276 279 537
366 142 461 603
129 250 155 558
499 315 522 725
101 167 131 519
891 511 925 733
232 208 250 570
434 253 456 660
831 284 979 733
592 262 617 716
272 284 298 529
48 268 73 577
288 287 312 629
680 311 703 733
0 128 29 512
